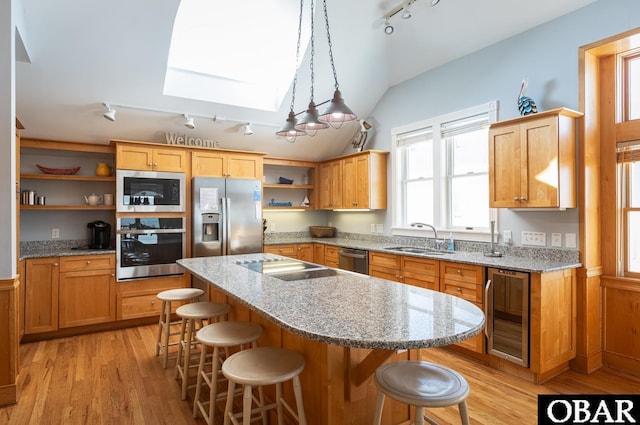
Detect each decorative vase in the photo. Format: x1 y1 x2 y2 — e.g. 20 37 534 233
95 162 111 177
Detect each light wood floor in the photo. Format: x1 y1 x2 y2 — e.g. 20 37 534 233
2 324 639 425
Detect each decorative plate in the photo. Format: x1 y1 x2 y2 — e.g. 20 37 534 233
36 164 81 175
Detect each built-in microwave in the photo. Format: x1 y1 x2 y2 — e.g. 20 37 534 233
116 170 186 213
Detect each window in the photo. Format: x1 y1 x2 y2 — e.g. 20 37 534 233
623 53 640 121
392 102 497 239
617 142 640 277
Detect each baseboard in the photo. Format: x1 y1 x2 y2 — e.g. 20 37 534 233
0 384 17 407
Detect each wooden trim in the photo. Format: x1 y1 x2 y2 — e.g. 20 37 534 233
601 275 640 290
21 138 114 154
488 107 583 129
263 157 318 167
0 276 19 406
616 120 640 142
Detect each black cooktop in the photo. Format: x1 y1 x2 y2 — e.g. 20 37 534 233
236 258 345 281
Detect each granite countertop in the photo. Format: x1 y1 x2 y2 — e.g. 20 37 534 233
177 253 485 350
265 237 581 273
20 247 116 260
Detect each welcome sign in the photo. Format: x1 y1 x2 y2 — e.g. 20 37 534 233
164 132 219 149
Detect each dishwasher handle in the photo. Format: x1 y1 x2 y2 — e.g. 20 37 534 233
338 249 367 259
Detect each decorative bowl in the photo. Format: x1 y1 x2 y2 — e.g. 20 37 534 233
36 164 81 175
309 226 336 238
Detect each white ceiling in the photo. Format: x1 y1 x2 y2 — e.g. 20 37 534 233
15 0 596 161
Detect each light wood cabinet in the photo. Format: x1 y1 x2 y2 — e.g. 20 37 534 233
324 246 340 268
263 243 314 262
58 255 116 328
369 252 439 290
116 274 189 320
440 261 485 353
192 150 263 179
116 143 187 172
24 257 59 334
318 151 388 210
317 160 343 209
489 108 583 208
313 244 325 265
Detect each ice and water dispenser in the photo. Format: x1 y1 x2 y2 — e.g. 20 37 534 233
201 213 220 242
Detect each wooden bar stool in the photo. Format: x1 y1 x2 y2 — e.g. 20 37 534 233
175 301 231 400
193 321 263 425
372 360 470 425
155 287 204 369
222 346 307 425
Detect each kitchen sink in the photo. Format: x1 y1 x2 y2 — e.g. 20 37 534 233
384 246 451 255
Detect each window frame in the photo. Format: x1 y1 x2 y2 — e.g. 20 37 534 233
390 101 498 242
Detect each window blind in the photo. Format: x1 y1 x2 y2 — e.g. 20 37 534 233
441 113 489 138
616 140 640 163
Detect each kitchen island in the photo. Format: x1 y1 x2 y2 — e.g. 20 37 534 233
178 253 485 425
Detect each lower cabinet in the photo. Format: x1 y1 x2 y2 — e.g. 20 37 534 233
324 246 339 268
440 261 485 353
58 255 116 328
116 275 189 320
264 243 314 261
369 252 439 290
25 257 59 334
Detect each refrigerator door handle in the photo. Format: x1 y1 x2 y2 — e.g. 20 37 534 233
221 197 228 255
225 197 231 254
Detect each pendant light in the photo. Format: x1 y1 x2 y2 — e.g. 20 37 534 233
276 0 307 143
294 0 329 135
318 0 357 128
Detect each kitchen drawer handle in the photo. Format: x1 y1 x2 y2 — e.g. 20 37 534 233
150 300 155 305
457 269 462 275
456 287 462 292
86 261 91 265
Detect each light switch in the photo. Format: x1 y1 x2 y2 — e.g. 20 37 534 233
565 233 577 248
551 233 562 247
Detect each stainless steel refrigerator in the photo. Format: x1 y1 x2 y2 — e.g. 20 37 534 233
192 177 263 258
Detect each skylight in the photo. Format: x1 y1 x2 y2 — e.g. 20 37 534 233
164 0 310 112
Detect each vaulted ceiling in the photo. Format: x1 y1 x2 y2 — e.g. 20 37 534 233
15 0 596 160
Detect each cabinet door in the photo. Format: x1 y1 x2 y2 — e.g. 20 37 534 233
192 151 226 177
313 244 325 265
521 116 560 207
401 256 439 291
226 153 263 179
264 244 297 257
296 244 314 262
152 147 187 172
59 269 116 328
25 258 59 334
489 124 521 208
343 154 370 209
324 246 340 268
116 145 154 171
318 161 342 209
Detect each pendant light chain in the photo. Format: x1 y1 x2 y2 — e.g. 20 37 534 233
308 0 316 104
322 0 339 90
290 0 305 113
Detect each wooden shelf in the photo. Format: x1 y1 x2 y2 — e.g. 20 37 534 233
263 183 313 189
263 206 309 211
20 174 115 182
20 205 116 211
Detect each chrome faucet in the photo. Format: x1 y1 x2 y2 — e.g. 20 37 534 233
410 222 444 250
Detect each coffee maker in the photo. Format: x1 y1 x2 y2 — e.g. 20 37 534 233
88 221 111 249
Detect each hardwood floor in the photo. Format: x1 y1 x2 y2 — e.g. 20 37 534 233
1 325 639 425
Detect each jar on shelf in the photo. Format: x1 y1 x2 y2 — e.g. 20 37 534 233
95 162 111 177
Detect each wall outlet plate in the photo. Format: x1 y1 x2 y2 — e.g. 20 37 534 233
521 231 546 246
551 233 562 247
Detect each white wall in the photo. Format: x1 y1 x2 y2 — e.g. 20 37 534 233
335 0 640 248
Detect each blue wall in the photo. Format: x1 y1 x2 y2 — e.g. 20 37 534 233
333 0 640 247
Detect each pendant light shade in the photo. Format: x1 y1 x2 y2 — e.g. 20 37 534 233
319 89 357 128
295 101 330 134
276 111 307 143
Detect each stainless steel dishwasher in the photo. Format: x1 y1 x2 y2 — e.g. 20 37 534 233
338 248 369 275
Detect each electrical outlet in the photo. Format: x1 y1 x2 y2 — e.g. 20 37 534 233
376 224 384 233
51 228 60 239
551 233 562 247
370 223 376 233
521 231 546 246
566 233 577 248
503 230 512 244
269 222 276 232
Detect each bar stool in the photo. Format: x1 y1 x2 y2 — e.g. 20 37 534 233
193 321 263 425
222 346 307 425
155 287 204 369
372 360 470 425
175 301 231 400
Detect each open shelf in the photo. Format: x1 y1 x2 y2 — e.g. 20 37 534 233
21 173 115 182
20 205 116 211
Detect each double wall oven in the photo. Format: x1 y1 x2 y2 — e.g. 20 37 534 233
116 170 187 280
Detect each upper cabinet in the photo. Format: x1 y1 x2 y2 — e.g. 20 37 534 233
318 151 388 210
114 141 187 172
262 158 316 210
488 108 583 208
192 150 264 179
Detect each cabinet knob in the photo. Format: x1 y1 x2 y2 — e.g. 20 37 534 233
86 261 91 265
151 300 155 305
456 287 462 292
457 269 462 275
520 196 527 201
147 163 153 167
153 162 158 167
111 273 115 277
513 197 520 201
54 263 58 267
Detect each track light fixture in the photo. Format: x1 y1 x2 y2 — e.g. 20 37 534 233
401 1 412 19
383 0 442 34
183 114 195 129
103 103 116 121
242 123 254 136
384 18 394 35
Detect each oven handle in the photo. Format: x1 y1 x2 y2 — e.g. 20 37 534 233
338 249 367 259
484 279 492 339
116 229 186 235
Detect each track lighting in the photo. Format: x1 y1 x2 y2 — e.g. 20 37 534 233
242 123 254 136
103 103 116 121
183 114 195 129
384 18 394 35
430 0 440 5
401 2 412 19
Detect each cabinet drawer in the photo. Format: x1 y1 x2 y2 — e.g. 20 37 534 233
119 294 166 320
369 251 401 269
442 280 483 303
324 246 339 262
369 265 401 283
402 256 439 277
404 274 439 291
60 255 115 272
440 262 483 285
264 244 296 257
